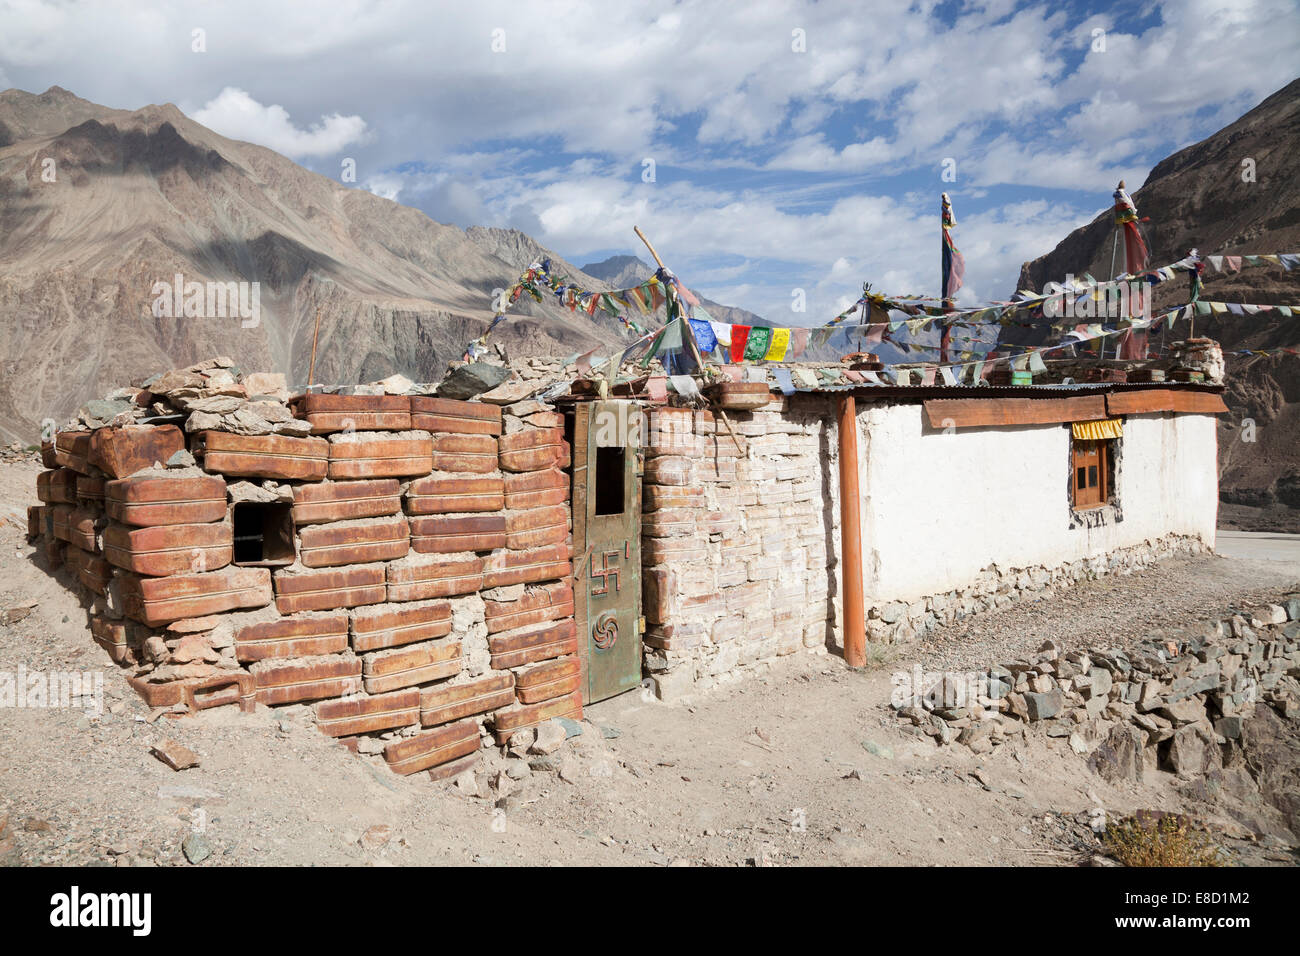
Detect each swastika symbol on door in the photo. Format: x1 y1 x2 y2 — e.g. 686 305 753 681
589 549 621 595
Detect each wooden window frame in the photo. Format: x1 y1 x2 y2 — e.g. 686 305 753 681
1071 437 1111 511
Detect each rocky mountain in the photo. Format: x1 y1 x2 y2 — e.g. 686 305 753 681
0 87 637 444
580 254 768 328
1015 78 1300 527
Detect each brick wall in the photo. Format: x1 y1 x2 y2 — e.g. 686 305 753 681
640 396 841 700
28 389 579 779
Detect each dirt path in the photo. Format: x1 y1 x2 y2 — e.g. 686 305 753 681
914 551 1299 672
0 458 1294 867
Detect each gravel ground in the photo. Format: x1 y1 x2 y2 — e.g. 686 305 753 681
914 553 1299 673
1 458 1295 867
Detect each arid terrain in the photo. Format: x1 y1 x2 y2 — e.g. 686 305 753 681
1018 78 1300 530
1 455 1295 867
0 87 651 445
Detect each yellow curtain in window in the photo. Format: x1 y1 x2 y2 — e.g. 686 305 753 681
1071 418 1123 440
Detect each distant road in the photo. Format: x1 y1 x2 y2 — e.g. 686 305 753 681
1216 531 1300 566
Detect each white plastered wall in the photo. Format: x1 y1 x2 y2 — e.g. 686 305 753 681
856 403 1219 603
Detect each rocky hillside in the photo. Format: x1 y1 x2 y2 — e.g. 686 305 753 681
580 254 768 328
1016 78 1300 526
0 87 634 444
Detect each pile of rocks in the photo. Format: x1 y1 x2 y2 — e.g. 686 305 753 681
893 596 1300 778
61 357 449 440
1 441 39 463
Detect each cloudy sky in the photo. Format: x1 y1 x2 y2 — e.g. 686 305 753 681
1 0 1297 323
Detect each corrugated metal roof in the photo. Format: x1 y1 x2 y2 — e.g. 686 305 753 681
777 382 1225 400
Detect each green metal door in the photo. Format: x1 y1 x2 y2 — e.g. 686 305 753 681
572 400 642 704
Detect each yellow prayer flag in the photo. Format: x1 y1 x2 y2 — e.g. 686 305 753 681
763 327 791 361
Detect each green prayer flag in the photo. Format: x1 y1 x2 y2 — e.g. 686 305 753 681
744 326 773 361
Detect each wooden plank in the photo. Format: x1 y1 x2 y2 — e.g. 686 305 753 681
923 396 1107 429
1105 389 1228 416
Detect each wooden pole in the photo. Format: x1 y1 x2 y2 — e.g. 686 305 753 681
634 225 666 270
307 306 323 393
632 225 742 453
634 225 706 371
838 395 866 668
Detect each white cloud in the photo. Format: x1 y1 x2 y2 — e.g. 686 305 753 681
193 87 367 157
765 134 893 172
1 0 1295 318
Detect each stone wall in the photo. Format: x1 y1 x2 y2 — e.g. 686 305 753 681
642 391 1223 698
893 594 1300 783
27 359 580 779
864 534 1211 644
640 396 841 700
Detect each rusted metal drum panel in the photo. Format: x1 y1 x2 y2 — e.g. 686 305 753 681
386 555 484 602
103 521 233 576
235 612 350 662
383 719 480 775
351 600 453 653
482 543 571 589
409 397 502 436
105 474 228 526
27 505 45 540
503 468 568 509
701 381 773 410
76 475 106 503
54 431 94 474
515 657 582 704
490 691 582 744
428 433 499 474
90 616 131 662
498 428 567 472
198 431 330 481
298 514 410 568
327 434 434 479
68 547 113 595
314 688 420 738
50 504 73 543
503 504 569 550
488 619 577 670
294 393 412 434
483 581 574 634
251 655 362 706
66 507 100 552
409 514 507 554
121 566 273 625
419 672 514 727
292 479 401 525
273 564 386 614
405 475 504 515
361 639 462 694
39 468 79 504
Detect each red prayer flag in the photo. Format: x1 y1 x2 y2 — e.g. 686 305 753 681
730 325 752 364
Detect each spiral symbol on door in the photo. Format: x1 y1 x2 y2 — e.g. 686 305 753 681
593 611 619 650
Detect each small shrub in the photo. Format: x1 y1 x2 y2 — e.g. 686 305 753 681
861 642 897 669
1103 813 1224 867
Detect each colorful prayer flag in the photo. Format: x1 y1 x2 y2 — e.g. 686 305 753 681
730 325 751 364
743 326 773 362
763 327 791 361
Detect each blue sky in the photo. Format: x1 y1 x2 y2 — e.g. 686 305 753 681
3 0 1297 325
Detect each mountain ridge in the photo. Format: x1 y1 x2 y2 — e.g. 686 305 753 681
1013 77 1300 523
0 87 638 442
